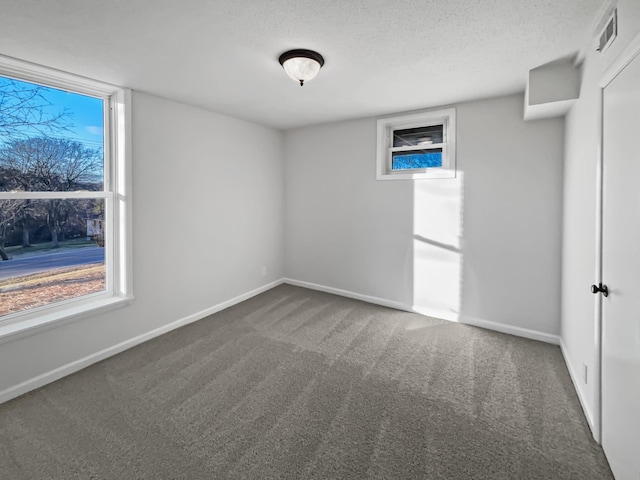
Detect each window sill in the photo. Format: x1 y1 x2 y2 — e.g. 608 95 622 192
0 294 133 345
377 168 457 180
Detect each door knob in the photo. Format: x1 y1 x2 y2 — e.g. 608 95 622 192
591 283 609 297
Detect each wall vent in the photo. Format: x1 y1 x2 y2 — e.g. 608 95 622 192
597 9 617 53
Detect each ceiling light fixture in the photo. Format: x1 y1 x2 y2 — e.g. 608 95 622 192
278 49 325 86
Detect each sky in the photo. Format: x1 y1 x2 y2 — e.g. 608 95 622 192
0 74 104 151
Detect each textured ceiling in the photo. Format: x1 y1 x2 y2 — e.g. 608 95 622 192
0 0 605 129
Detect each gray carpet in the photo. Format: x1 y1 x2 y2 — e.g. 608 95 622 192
0 284 612 479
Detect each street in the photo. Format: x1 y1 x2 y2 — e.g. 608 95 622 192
0 247 105 280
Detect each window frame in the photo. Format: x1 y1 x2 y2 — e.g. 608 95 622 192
0 55 132 341
376 108 456 180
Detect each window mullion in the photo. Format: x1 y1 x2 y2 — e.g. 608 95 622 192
390 144 445 153
0 191 110 200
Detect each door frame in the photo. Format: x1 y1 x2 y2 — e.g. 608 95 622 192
595 31 640 445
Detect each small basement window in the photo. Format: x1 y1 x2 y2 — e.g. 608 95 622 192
376 108 456 180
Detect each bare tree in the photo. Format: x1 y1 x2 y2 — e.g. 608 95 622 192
0 165 23 259
0 199 23 260
0 137 102 248
0 77 72 259
0 78 70 140
2 137 102 190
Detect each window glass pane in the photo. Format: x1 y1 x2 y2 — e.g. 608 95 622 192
0 76 104 192
393 125 443 147
0 198 106 318
392 149 443 170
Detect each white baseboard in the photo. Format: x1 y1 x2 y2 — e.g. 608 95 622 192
457 315 561 345
283 278 560 345
283 278 412 312
559 339 599 442
0 279 285 406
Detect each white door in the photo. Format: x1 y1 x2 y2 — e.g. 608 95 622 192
601 50 640 480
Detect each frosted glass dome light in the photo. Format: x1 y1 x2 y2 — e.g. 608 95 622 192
279 49 325 86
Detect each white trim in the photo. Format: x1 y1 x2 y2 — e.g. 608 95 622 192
0 279 284 406
112 87 133 298
390 143 445 153
560 339 598 440
283 278 560 345
284 278 410 312
0 293 133 345
592 86 605 445
0 53 119 97
458 314 560 345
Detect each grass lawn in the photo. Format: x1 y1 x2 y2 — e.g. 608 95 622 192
0 264 105 317
4 239 99 258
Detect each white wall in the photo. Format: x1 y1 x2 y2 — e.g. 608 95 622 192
561 0 640 435
0 92 285 396
285 93 564 340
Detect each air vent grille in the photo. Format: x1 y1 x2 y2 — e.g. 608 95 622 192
598 9 617 53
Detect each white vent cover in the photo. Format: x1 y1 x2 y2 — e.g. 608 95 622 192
598 9 617 53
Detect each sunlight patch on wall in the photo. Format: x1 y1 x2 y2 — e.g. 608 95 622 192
412 173 464 321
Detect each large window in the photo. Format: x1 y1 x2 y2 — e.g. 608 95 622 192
0 56 131 334
376 108 456 180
